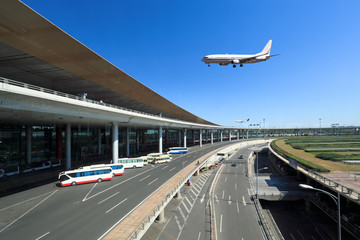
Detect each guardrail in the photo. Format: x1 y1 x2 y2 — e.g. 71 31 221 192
0 76 197 125
125 152 214 239
311 195 360 239
269 143 360 201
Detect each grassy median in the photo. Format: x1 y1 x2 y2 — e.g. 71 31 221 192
271 136 360 173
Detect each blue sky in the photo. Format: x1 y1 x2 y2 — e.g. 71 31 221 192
23 0 360 128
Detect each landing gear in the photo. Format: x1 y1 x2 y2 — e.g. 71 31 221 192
208 64 210 67
233 64 236 68
240 63 243 67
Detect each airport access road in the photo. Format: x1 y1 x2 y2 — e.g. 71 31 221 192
153 144 266 240
213 147 265 240
0 140 240 240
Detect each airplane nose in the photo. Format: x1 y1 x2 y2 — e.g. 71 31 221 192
201 57 207 62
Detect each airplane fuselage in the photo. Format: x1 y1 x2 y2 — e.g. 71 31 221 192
201 54 269 65
201 40 276 67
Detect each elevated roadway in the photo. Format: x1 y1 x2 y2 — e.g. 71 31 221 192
0 141 241 240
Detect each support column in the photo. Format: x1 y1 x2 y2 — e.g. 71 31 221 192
199 129 203 147
112 123 118 164
56 126 63 162
246 129 249 139
126 127 130 157
26 125 32 165
221 131 223 142
183 129 187 148
159 126 163 153
98 128 102 155
65 123 71 170
193 130 196 145
175 189 182 199
229 130 232 141
211 130 213 144
237 130 239 140
178 129 181 147
156 210 165 223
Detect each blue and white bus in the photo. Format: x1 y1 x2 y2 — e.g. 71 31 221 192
167 147 188 154
79 164 124 176
59 167 113 186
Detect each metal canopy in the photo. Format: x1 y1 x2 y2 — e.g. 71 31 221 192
0 0 215 126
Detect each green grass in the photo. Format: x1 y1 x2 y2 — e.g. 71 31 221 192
271 140 330 172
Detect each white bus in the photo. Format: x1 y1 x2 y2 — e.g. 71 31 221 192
58 167 113 186
79 164 124 176
114 157 144 169
167 147 188 154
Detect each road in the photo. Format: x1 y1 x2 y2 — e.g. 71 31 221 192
149 144 266 240
213 148 264 240
0 141 241 240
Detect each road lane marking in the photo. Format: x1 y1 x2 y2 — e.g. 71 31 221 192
0 190 58 233
182 201 190 213
147 178 159 186
236 201 239 213
169 167 176 172
35 232 50 240
198 178 206 184
225 176 227 183
83 183 98 202
242 196 246 206
235 183 237 190
0 191 57 212
161 165 169 169
106 198 127 213
190 188 197 197
222 190 225 199
193 184 201 192
139 174 151 182
98 192 119 204
228 195 232 205
174 215 182 231
178 206 186 221
290 233 296 240
215 194 219 203
200 194 205 203
197 231 201 240
185 196 192 207
227 168 230 173
83 167 154 202
220 214 223 233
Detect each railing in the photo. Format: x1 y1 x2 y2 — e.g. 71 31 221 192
0 76 200 126
311 195 360 239
126 155 211 239
269 143 360 201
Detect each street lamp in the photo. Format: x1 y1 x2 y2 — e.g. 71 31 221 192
299 184 341 240
254 150 268 199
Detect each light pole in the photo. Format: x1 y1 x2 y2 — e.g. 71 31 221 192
319 118 322 135
255 150 268 199
263 118 266 138
299 184 341 240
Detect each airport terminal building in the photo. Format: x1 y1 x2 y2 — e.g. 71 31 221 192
0 0 235 176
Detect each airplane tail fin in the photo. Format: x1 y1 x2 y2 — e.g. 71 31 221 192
259 40 272 56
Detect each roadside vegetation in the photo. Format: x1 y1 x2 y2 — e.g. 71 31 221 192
271 136 360 173
271 140 330 172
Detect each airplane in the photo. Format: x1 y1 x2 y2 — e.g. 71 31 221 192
201 40 279 68
235 119 250 123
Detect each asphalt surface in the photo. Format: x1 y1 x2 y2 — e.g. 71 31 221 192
214 148 265 240
148 143 266 240
0 140 241 240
